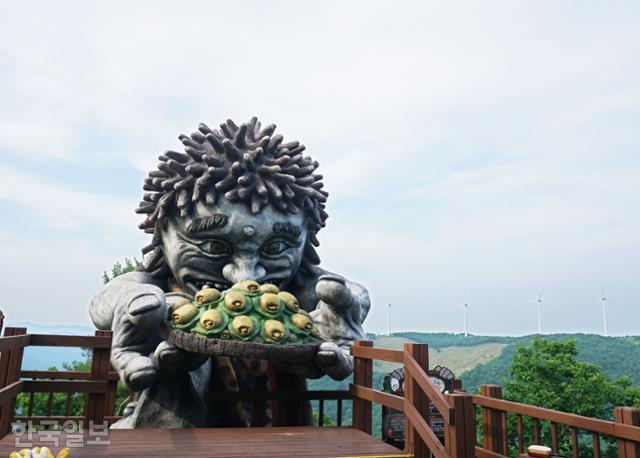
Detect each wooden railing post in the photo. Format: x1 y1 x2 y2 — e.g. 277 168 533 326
480 384 508 455
615 407 640 458
446 392 476 458
352 340 373 433
85 330 112 426
103 332 117 420
403 343 429 457
0 327 27 437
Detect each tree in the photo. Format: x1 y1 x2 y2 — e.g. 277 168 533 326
15 349 131 423
102 257 142 284
503 338 640 457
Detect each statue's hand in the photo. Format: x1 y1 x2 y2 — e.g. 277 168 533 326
307 273 370 380
311 274 369 347
314 341 353 381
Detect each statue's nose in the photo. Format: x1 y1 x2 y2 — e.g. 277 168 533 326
222 257 267 284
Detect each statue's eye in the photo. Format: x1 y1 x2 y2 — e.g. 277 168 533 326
262 239 294 256
202 240 231 258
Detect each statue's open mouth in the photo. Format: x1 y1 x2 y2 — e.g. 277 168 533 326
186 278 231 292
187 277 289 293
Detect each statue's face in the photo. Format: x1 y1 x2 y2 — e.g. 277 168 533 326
160 198 308 296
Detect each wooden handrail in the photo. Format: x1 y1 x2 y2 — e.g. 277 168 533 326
405 401 449 458
405 352 453 424
20 370 119 381
23 380 110 394
473 393 640 442
0 334 30 352
349 384 404 411
29 334 112 348
0 381 24 404
0 333 112 353
351 345 404 363
205 390 351 402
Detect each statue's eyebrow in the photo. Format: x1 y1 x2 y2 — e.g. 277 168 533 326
186 214 228 233
272 222 302 238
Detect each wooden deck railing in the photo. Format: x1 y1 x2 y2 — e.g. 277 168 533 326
0 327 120 436
471 384 640 458
3 328 640 458
350 341 475 458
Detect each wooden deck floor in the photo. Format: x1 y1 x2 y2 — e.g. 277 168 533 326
0 427 404 457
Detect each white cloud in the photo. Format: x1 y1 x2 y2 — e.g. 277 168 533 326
0 165 139 233
0 1 639 334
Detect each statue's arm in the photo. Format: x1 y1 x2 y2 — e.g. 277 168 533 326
301 271 371 381
89 271 169 390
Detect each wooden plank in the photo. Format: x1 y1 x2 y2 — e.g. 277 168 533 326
97 331 114 420
479 385 506 455
464 391 477 458
337 399 343 426
0 334 30 352
405 402 449 458
592 432 601 458
551 422 559 453
403 343 428 457
20 370 119 381
350 345 404 363
349 384 404 411
533 417 541 444
473 394 640 442
352 340 373 434
448 393 475 458
0 381 23 404
501 408 508 454
29 334 111 348
517 414 524 453
23 380 109 393
475 447 508 458
86 330 113 425
45 392 53 416
615 407 640 458
206 390 351 402
570 426 579 458
14 416 86 423
405 353 452 424
0 426 401 457
0 327 26 438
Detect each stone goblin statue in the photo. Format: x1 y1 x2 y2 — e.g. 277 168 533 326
89 117 370 428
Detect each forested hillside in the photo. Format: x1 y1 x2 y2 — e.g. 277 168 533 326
308 332 640 436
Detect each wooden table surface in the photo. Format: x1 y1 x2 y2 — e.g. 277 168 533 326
0 426 403 457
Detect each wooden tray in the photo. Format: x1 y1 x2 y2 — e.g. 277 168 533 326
163 327 321 364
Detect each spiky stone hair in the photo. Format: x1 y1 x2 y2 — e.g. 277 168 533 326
135 117 328 279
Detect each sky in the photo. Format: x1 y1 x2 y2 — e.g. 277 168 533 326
0 1 639 336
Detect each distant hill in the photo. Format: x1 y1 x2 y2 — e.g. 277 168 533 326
459 333 640 391
4 322 94 370
6 324 638 389
360 332 640 391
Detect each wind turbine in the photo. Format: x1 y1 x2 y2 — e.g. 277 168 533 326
462 300 471 337
599 289 612 337
530 291 544 334
387 303 392 337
